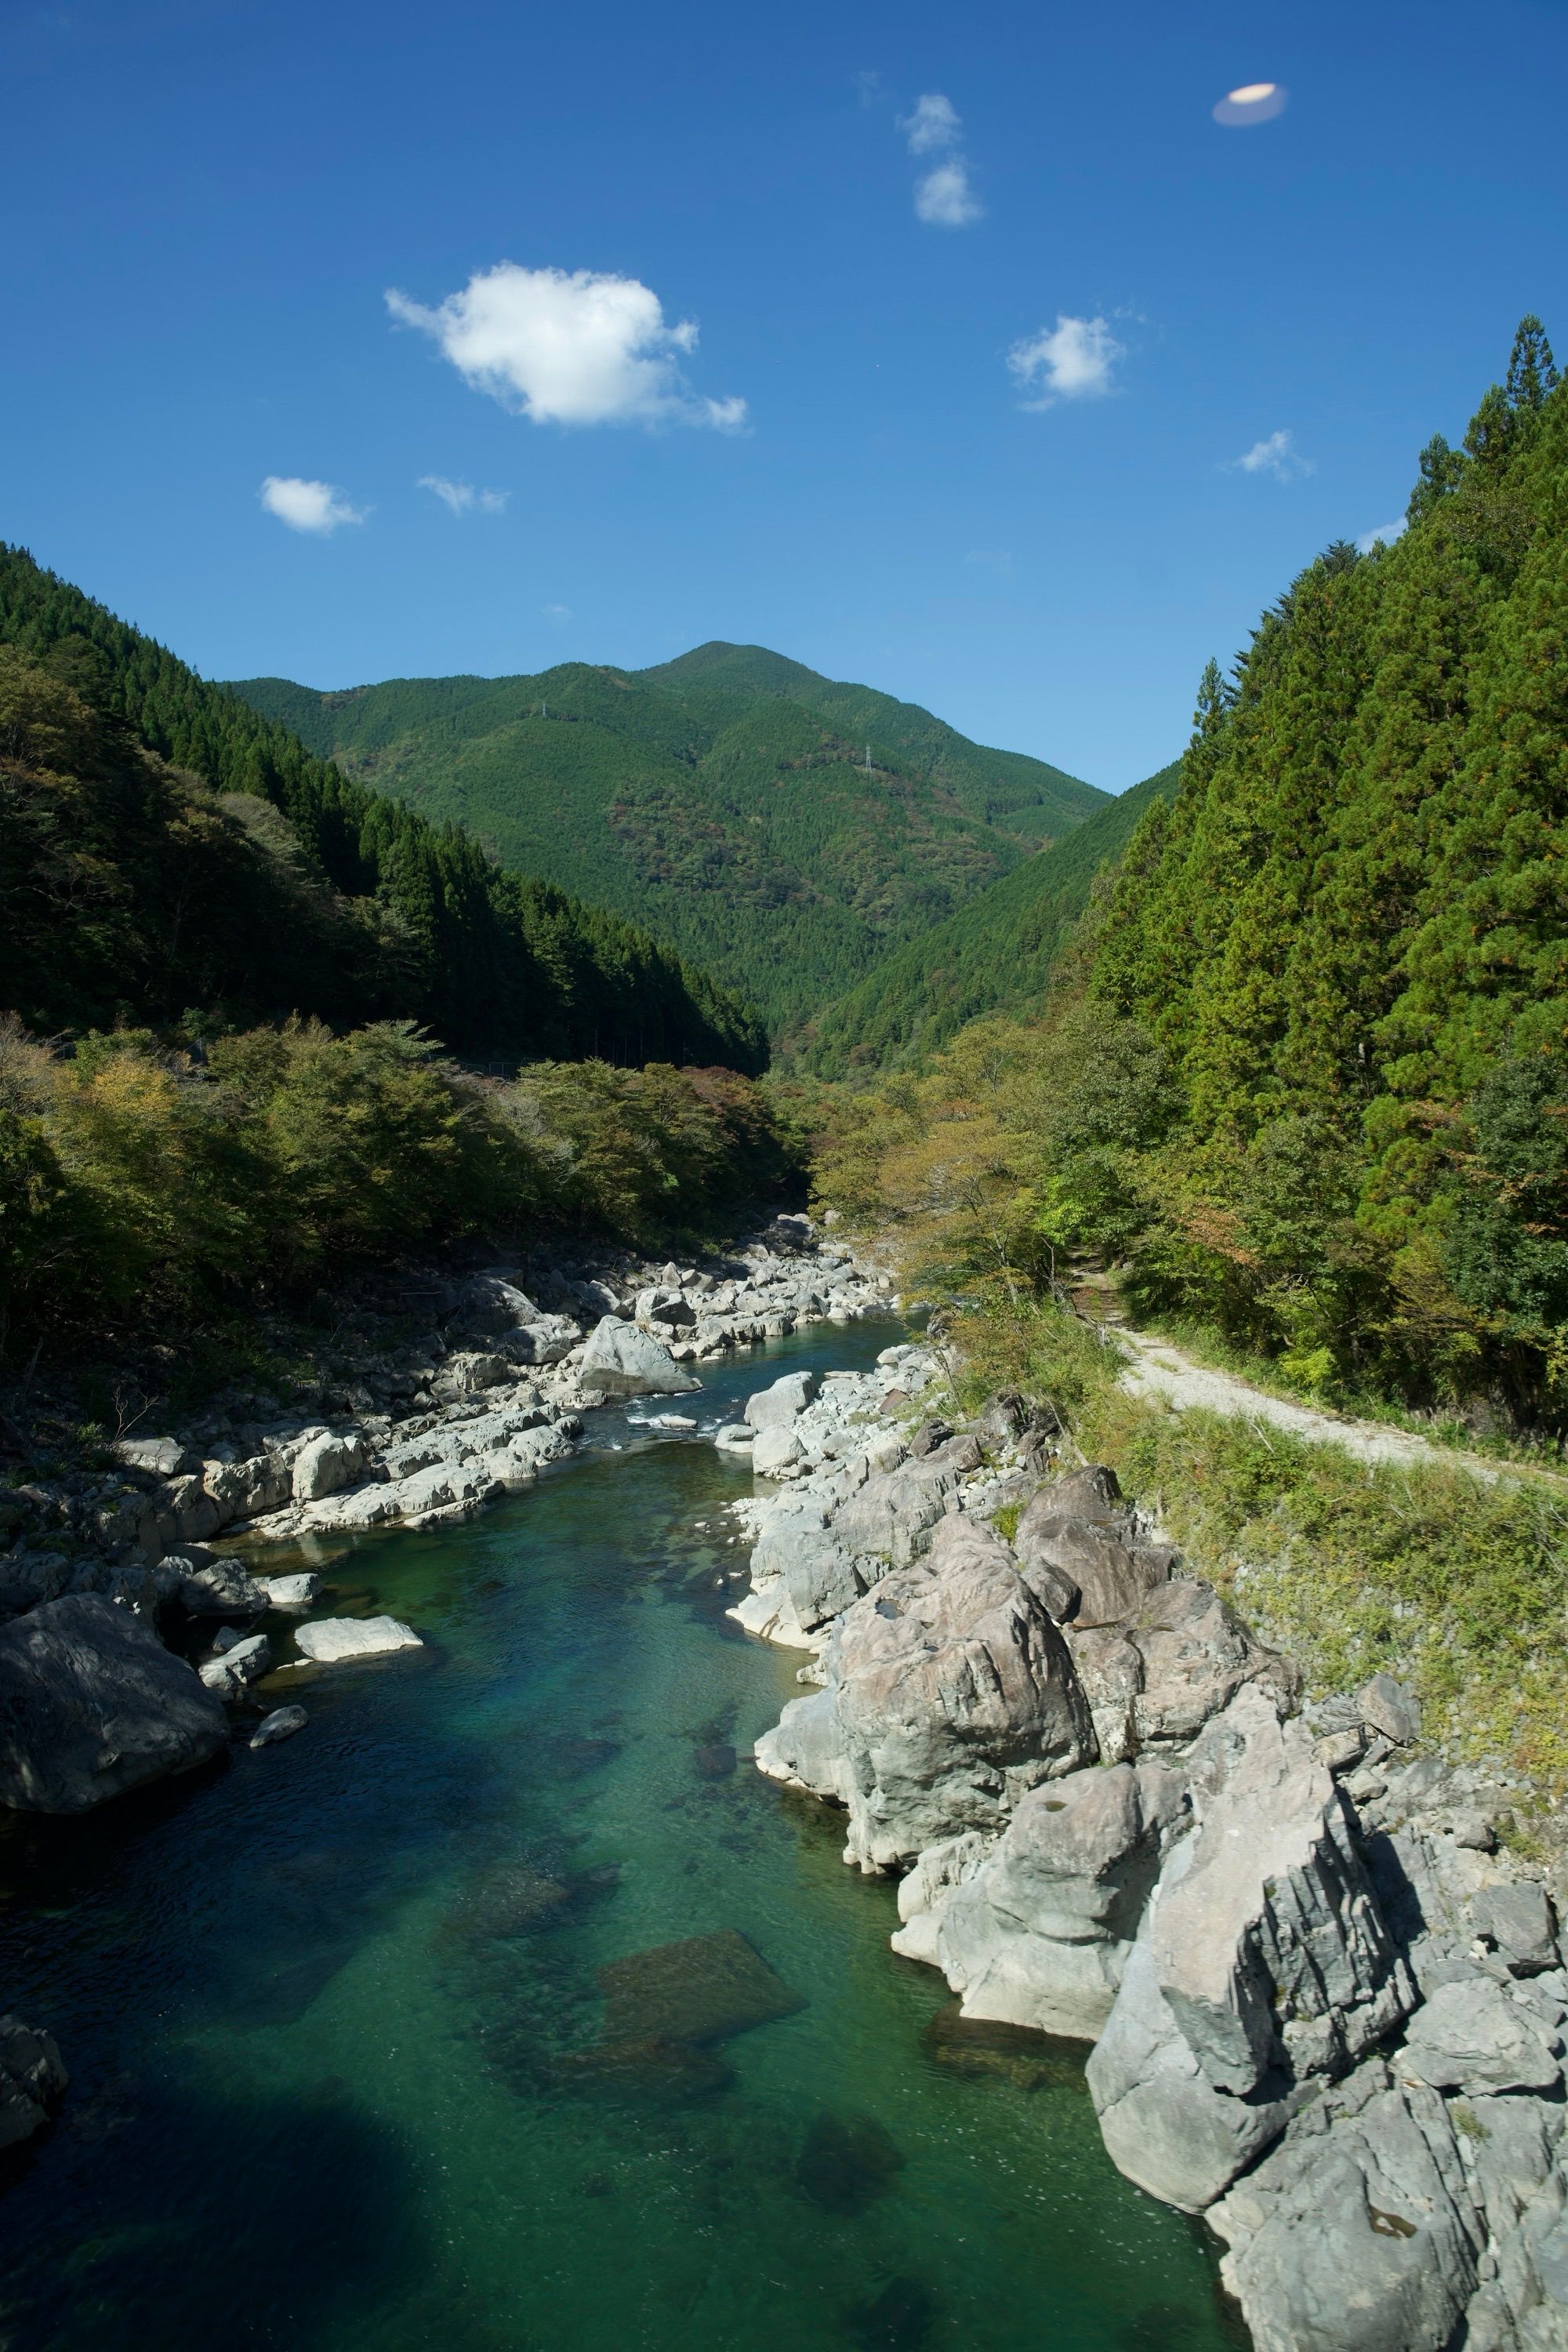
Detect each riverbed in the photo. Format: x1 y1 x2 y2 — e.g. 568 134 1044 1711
0 1323 1240 2352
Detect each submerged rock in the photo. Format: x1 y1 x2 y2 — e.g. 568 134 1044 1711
0 1594 228 1813
249 1704 308 1750
594 1928 804 2045
0 2016 67 2149
794 2110 906 2214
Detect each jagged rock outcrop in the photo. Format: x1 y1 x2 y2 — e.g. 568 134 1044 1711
0 1594 229 1812
757 1514 1095 1873
1085 1686 1417 2209
897 1759 1189 2038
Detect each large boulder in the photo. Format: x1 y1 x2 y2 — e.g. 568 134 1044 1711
913 1759 1189 2040
165 1548 267 1617
579 1318 699 1397
757 1514 1094 1874
0 2016 67 2150
0 1595 229 1813
1085 1686 1417 2209
743 1371 818 1432
291 1431 366 1504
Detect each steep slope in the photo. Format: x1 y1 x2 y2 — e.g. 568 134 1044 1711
229 650 1104 1035
1080 318 1568 1418
806 758 1180 1074
0 547 764 1070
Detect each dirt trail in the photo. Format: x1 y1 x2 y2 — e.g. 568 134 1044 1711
1068 1272 1562 1491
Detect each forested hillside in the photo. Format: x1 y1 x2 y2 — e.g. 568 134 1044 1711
0 548 762 1069
230 644 1104 1036
805 757 1180 1074
817 320 1568 1432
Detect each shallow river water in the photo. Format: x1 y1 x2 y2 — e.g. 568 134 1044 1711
0 1323 1241 2352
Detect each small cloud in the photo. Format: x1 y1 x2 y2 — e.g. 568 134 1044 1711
1213 81 1287 127
854 69 881 107
387 263 746 432
419 474 509 515
1008 315 1123 408
964 549 1014 577
1229 428 1312 481
543 603 572 622
259 475 367 535
915 162 982 227
900 92 961 154
1356 517 1407 554
897 91 984 227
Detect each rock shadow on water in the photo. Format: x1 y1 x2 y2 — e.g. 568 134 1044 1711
920 2002 1091 2094
794 2110 906 2216
846 2274 938 2352
1 2080 425 2352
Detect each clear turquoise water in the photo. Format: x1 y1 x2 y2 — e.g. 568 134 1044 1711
0 1324 1240 2352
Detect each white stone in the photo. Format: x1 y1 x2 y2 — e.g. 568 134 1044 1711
293 1615 423 1664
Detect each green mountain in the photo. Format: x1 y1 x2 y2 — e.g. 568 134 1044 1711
227 644 1105 1037
0 547 764 1070
805 757 1181 1075
1078 317 1568 1419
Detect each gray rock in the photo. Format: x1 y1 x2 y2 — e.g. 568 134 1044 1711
1399 1979 1563 2094
743 1371 818 1432
1471 1882 1560 1977
1086 1687 1416 2209
758 1514 1094 1874
431 1350 513 1400
924 1759 1189 2039
0 1595 228 1813
1127 1576 1296 1745
198 1632 270 1693
579 1318 699 1397
255 1572 322 1610
293 1615 423 1664
291 1432 366 1504
249 1704 308 1750
1209 2063 1483 2352
113 1436 194 1479
0 2016 67 2150
166 1550 267 1617
1358 1671 1422 1745
713 1424 753 1448
1013 1502 1167 1628
750 1425 804 1479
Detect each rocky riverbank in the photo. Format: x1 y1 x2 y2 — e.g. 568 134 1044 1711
728 1348 1568 2352
0 1214 894 2148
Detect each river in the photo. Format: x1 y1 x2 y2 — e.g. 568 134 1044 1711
0 1322 1240 2352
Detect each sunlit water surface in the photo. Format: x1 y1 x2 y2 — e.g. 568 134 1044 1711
0 1323 1241 2352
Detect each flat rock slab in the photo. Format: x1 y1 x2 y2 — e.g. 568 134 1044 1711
596 1928 804 2046
293 1615 422 1664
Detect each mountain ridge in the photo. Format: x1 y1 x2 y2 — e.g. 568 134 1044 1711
227 644 1106 1036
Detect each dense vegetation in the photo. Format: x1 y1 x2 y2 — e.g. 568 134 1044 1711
814 321 1568 1436
0 1015 799 1362
804 758 1180 1073
230 642 1105 1038
0 547 763 1071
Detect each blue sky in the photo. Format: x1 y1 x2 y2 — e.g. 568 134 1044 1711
5 0 1565 789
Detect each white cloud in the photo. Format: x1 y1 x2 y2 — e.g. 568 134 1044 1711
386 263 747 432
915 162 983 227
898 91 984 227
1231 429 1312 481
1356 517 1407 553
543 603 572 622
1008 315 1123 407
259 476 367 535
419 474 508 515
900 92 961 154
